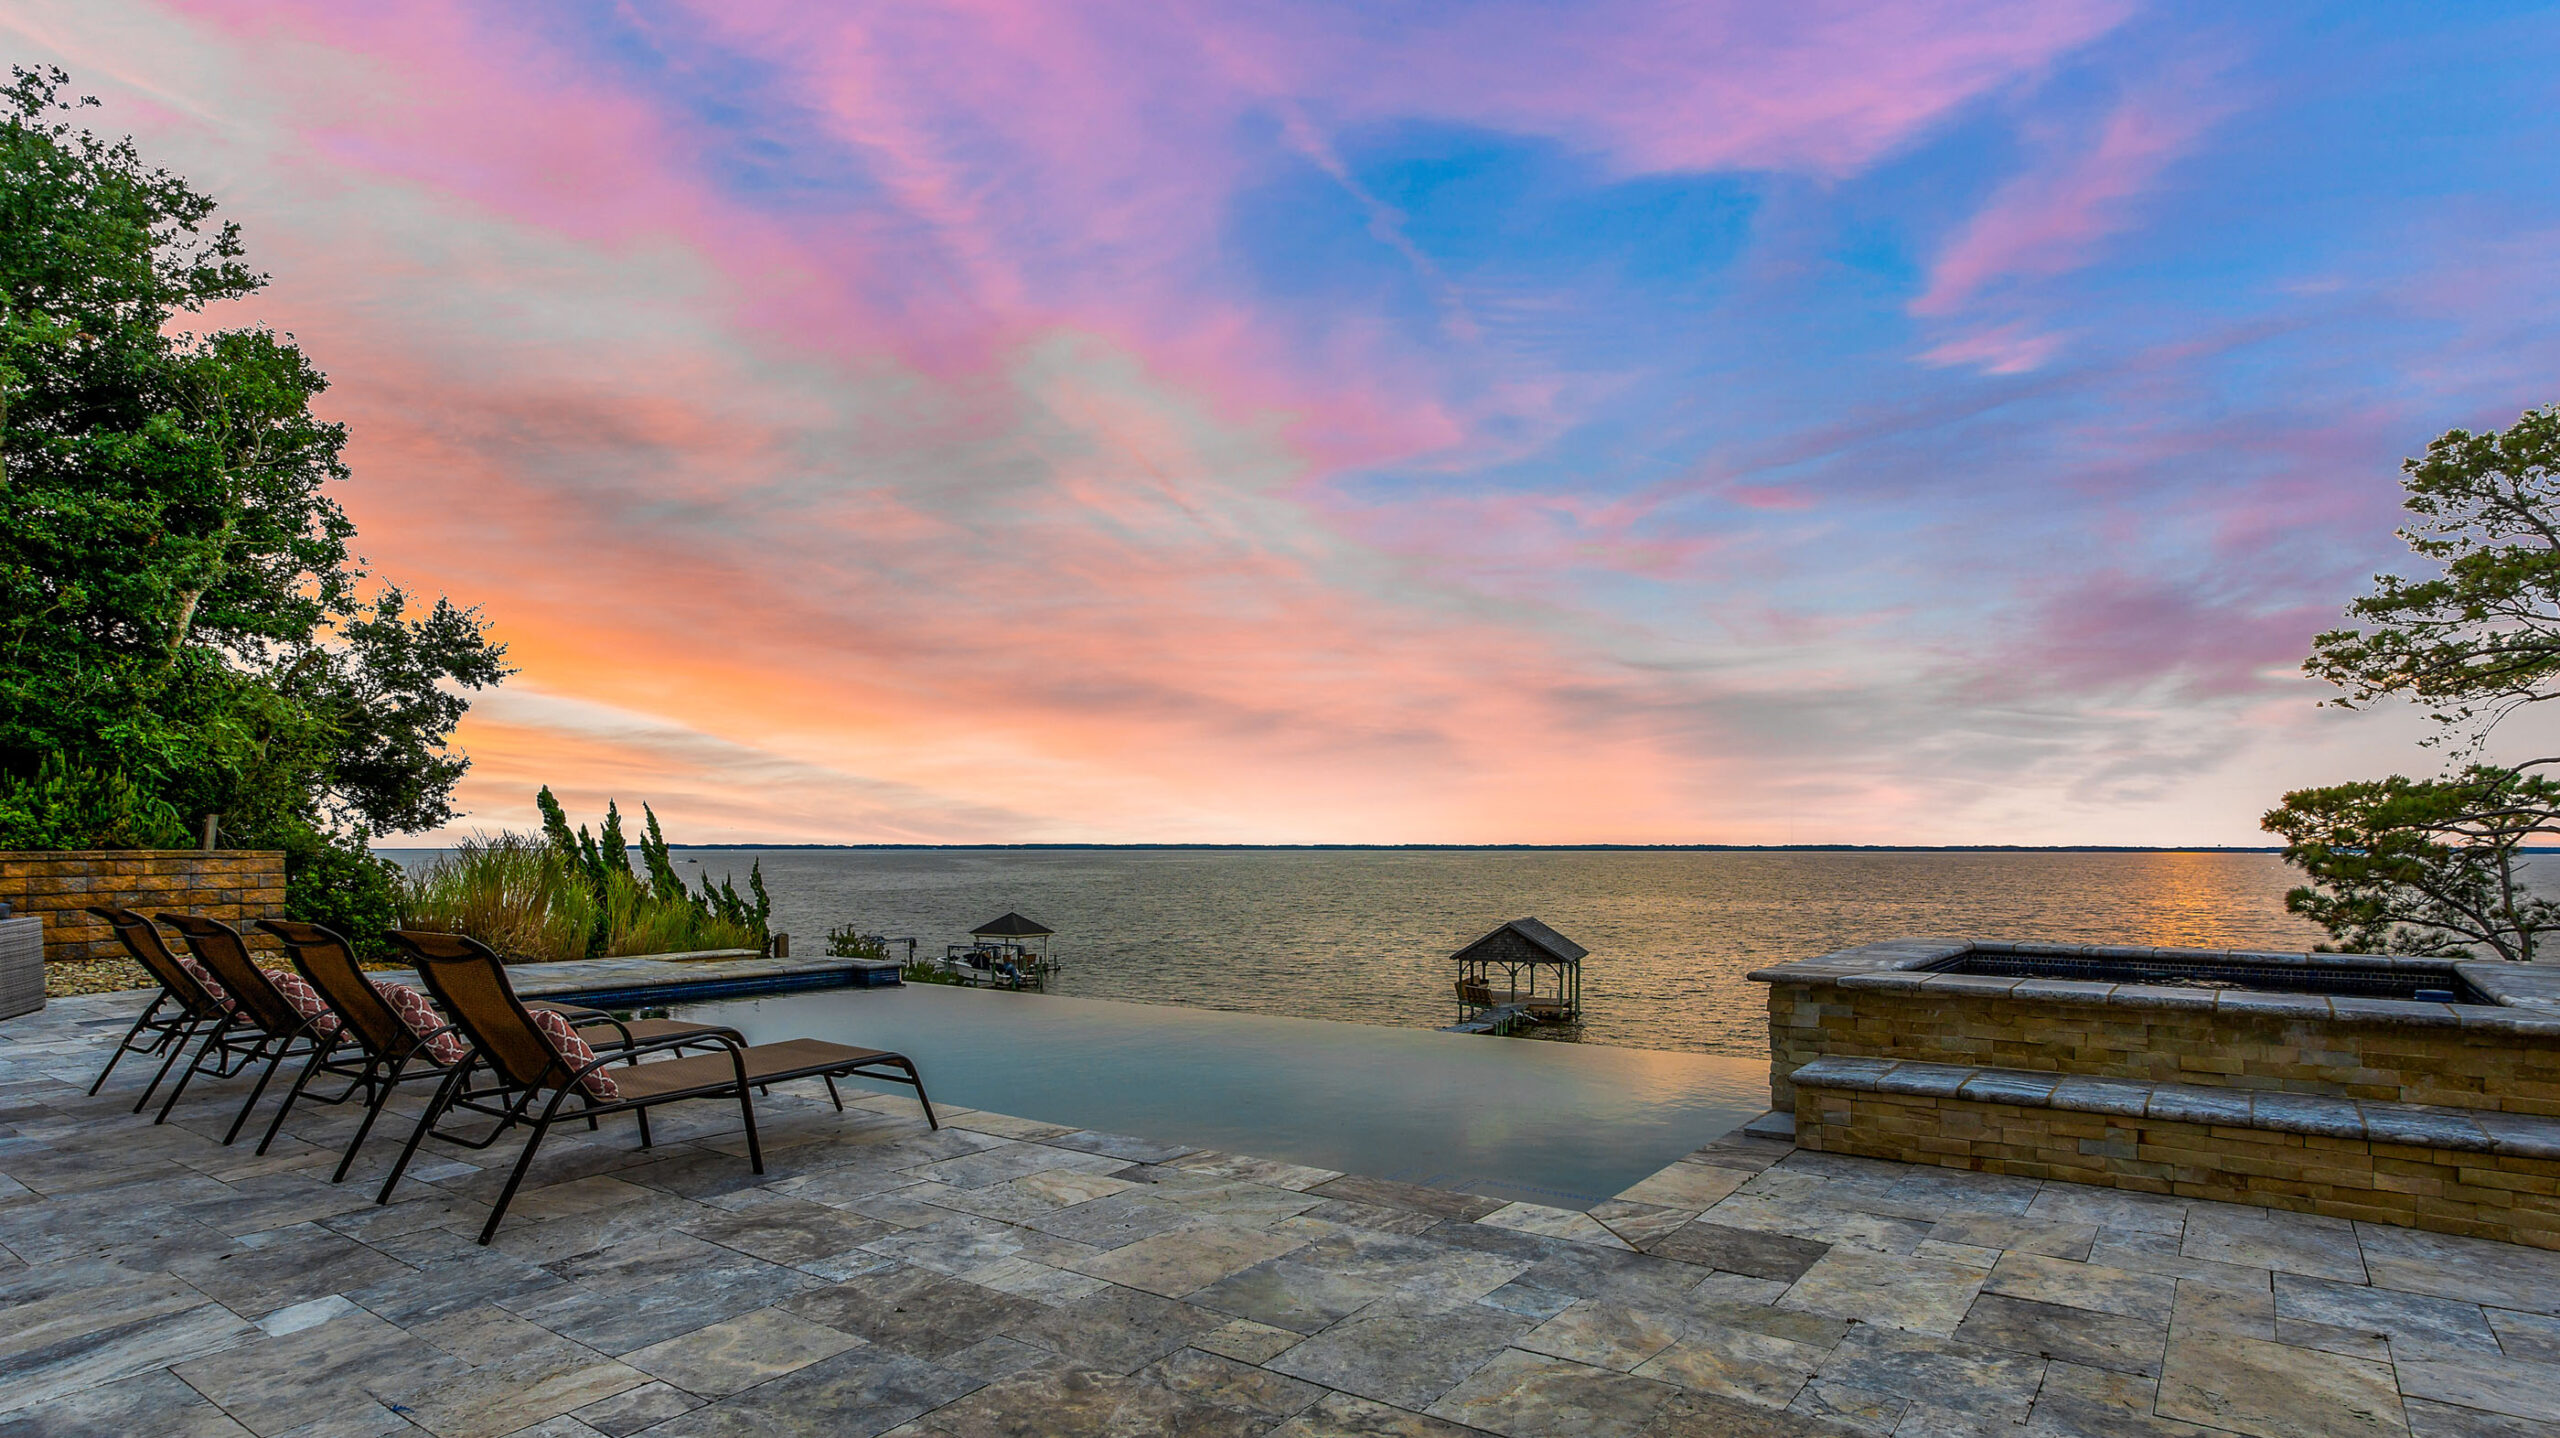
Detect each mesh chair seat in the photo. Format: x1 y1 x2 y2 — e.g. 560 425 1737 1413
605 1038 904 1102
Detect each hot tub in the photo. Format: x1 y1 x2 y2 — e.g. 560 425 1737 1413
1749 938 2560 1116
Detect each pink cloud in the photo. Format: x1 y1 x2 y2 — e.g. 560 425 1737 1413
1725 485 1818 512
1918 321 2070 374
1992 568 2328 703
1309 0 2134 177
1915 56 2240 321
165 0 2131 441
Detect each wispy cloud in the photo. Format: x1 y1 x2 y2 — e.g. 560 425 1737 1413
1913 48 2245 371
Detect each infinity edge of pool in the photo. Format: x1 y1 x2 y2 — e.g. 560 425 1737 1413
664 982 1770 1210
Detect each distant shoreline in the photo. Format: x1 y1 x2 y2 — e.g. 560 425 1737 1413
486 842 2300 854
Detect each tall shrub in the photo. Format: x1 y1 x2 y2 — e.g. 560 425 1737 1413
398 833 595 964
530 788 770 955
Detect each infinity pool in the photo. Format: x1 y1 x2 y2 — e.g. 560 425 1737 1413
669 984 1767 1209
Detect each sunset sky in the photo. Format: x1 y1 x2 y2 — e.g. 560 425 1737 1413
14 1 2559 845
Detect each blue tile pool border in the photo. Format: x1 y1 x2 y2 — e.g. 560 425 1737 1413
362 955 895 1011
537 968 871 1008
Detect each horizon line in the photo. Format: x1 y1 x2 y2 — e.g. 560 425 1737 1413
384 841 2312 854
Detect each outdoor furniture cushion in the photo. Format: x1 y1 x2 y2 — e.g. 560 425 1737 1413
373 981 471 1066
262 968 342 1038
177 955 236 1014
529 1007 620 1099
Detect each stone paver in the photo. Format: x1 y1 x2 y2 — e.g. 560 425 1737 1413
6 990 2560 1436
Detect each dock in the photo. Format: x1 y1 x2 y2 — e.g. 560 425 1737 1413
1446 916 1586 1035
1439 1001 1536 1035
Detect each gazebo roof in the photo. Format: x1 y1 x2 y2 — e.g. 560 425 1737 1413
1451 916 1587 964
971 911 1055 938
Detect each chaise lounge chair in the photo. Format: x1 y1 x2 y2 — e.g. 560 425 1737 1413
84 907 245 1110
376 929 938 1244
251 919 749 1181
153 913 347 1144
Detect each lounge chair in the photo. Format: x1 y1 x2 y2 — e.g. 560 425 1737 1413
152 913 345 1144
83 907 243 1110
251 920 748 1181
376 929 938 1244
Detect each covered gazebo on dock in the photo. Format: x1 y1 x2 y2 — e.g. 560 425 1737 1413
970 911 1054 965
1449 917 1585 1032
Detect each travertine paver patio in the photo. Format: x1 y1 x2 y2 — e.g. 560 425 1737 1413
5 992 2559 1437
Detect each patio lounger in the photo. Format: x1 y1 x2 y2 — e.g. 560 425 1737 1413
376 929 937 1244
251 920 748 1180
84 907 244 1110
153 913 345 1144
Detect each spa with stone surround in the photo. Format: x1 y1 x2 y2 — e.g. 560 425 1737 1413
1751 939 2560 1250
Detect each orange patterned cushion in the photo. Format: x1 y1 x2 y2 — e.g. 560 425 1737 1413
529 1007 620 1099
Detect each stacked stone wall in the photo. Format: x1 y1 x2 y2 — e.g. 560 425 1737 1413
1766 982 2560 1117
0 850 288 964
1798 1085 2560 1251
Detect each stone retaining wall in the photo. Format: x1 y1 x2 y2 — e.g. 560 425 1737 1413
1798 1084 2560 1250
0 850 288 963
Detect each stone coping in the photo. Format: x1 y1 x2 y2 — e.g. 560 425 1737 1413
1747 937 2560 1034
1793 1053 2560 1160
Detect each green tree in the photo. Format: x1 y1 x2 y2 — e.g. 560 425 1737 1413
2266 405 2560 958
2307 406 2560 739
2264 767 2560 961
0 67 507 947
635 802 769 943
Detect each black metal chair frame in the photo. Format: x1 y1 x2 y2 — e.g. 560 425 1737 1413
152 914 346 1145
375 932 764 1244
83 907 246 1109
248 920 489 1180
247 921 723 1182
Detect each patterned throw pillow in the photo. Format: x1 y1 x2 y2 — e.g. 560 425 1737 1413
260 969 342 1037
528 1007 621 1100
370 981 469 1067
176 955 236 1015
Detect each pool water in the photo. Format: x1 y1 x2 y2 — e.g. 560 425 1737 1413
668 983 1768 1209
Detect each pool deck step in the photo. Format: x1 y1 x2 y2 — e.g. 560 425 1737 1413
1794 1055 2560 1157
368 952 903 1007
1792 1054 2560 1248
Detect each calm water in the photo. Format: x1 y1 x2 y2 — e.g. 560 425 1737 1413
669 983 1768 1208
637 849 2337 1057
